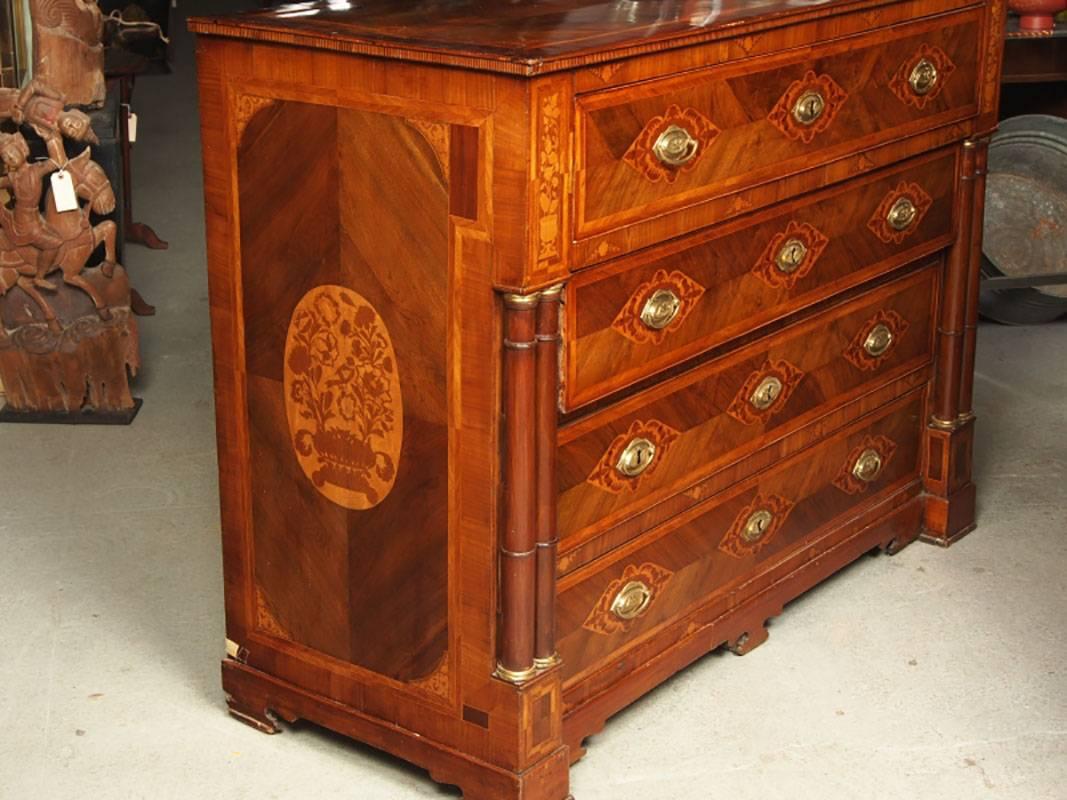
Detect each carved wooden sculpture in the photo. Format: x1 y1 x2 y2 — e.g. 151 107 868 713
29 0 105 108
0 81 140 421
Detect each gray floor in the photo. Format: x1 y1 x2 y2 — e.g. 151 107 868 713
1 5 1065 799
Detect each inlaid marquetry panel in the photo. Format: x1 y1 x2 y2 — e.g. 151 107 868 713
843 309 910 371
833 435 898 494
890 44 956 109
566 151 955 407
557 391 925 684
559 267 937 551
575 9 980 243
587 419 680 495
867 181 934 244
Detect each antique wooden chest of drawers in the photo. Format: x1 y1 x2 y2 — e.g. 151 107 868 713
191 1 1004 797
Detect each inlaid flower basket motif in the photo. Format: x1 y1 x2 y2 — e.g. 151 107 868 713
284 285 403 510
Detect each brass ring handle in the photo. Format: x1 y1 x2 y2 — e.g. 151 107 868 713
792 90 826 126
611 580 653 620
887 197 918 231
863 323 894 358
742 509 775 543
616 437 657 478
775 238 809 274
652 124 700 167
852 449 884 483
750 376 784 411
909 58 939 96
640 288 682 331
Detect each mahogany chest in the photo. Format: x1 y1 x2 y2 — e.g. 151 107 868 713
190 2 1004 797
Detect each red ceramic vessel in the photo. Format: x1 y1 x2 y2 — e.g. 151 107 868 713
1009 0 1067 31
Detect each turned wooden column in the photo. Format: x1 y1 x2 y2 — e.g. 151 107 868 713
497 291 540 683
957 139 989 419
533 285 563 671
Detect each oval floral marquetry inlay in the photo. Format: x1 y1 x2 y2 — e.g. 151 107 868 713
284 286 403 510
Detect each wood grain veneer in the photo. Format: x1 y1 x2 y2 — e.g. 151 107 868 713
192 0 1002 795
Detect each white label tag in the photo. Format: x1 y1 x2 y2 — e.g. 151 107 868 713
51 170 78 213
128 110 138 143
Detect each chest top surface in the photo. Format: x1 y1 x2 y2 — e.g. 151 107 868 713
188 0 903 75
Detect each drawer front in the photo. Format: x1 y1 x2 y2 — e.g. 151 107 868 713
557 390 925 685
575 9 979 241
566 150 956 407
559 266 937 549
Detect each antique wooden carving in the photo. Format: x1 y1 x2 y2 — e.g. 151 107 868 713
726 359 806 425
751 221 830 289
582 562 674 635
0 81 140 419
610 268 705 345
890 44 956 109
587 419 680 494
767 71 848 144
283 285 402 510
718 494 795 558
29 0 105 108
867 181 933 244
843 309 910 370
833 435 898 494
623 104 719 183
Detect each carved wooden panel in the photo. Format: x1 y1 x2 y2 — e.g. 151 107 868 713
609 268 705 345
890 44 956 110
622 104 719 183
581 562 674 636
726 359 805 425
718 494 795 558
587 419 680 495
751 221 830 289
833 435 898 494
767 71 848 144
284 285 403 511
867 181 933 244
843 309 910 371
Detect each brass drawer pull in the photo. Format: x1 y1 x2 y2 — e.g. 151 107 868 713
652 124 700 167
909 58 939 96
616 437 657 478
775 238 809 274
611 580 653 620
640 288 682 330
792 90 826 126
742 509 775 543
887 197 918 231
852 449 884 483
863 323 894 358
749 376 784 411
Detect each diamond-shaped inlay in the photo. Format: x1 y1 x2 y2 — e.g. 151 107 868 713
587 419 680 495
726 359 806 425
833 435 897 495
752 221 830 289
867 181 933 244
582 562 674 636
767 71 848 144
719 494 795 559
889 43 956 110
843 309 910 371
623 104 720 184
611 268 705 345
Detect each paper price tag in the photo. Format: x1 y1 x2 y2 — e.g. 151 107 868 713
128 110 138 143
51 170 78 213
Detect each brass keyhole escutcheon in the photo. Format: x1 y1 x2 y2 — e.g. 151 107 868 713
750 376 784 411
887 197 918 231
792 90 826 126
852 449 884 483
640 288 682 331
611 580 653 620
909 58 939 96
743 509 775 542
864 323 894 358
775 238 809 274
616 437 657 478
652 124 700 167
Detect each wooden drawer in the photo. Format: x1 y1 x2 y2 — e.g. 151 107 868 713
574 9 979 242
565 149 956 407
557 389 925 685
559 265 938 550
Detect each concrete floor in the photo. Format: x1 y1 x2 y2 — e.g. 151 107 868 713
1 4 1065 799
